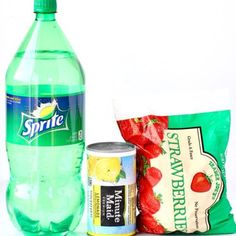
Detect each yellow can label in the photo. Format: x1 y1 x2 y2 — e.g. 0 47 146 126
87 154 136 235
93 185 101 226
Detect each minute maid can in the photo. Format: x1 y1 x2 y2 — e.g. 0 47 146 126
87 142 136 236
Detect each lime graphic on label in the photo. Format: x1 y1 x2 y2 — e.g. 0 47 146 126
31 99 57 120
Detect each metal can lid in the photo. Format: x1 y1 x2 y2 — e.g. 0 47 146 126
87 142 136 156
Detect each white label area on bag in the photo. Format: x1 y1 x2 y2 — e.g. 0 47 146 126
151 128 223 233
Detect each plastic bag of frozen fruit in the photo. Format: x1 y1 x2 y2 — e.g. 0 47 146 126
113 89 236 234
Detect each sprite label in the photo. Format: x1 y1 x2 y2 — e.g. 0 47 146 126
7 94 84 146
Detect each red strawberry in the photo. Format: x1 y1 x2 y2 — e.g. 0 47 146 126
145 167 162 187
143 115 168 142
117 118 141 140
132 117 145 132
141 143 162 159
137 213 165 234
137 175 150 193
128 134 149 147
155 116 168 136
117 118 150 147
191 172 212 192
117 120 133 141
144 124 162 145
138 177 161 214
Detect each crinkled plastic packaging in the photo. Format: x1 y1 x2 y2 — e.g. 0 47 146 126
114 90 236 234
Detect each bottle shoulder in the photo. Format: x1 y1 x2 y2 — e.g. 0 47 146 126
16 20 75 55
6 18 85 84
6 49 85 82
6 51 85 98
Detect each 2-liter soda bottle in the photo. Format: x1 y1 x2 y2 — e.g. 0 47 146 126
6 0 85 234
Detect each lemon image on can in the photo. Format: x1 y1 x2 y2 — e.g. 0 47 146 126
87 142 136 236
95 157 121 182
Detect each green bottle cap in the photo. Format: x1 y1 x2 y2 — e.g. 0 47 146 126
34 0 57 13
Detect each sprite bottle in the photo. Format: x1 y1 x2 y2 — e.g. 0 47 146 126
6 0 85 234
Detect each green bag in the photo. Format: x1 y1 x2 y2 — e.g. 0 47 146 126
114 90 236 234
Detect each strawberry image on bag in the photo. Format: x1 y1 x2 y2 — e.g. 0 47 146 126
113 90 236 234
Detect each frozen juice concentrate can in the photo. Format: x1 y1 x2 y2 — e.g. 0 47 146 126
87 142 136 236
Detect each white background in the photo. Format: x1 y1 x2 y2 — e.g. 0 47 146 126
0 0 236 235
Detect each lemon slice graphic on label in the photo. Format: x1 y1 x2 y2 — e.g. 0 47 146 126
95 158 121 182
88 157 100 176
32 100 57 120
39 106 55 119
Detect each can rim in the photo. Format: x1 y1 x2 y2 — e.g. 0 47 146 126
86 142 136 154
87 150 136 157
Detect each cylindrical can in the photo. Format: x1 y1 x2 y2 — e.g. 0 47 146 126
87 142 136 236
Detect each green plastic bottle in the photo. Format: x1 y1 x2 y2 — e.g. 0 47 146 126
6 0 85 234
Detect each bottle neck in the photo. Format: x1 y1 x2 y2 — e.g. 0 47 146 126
36 13 56 21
